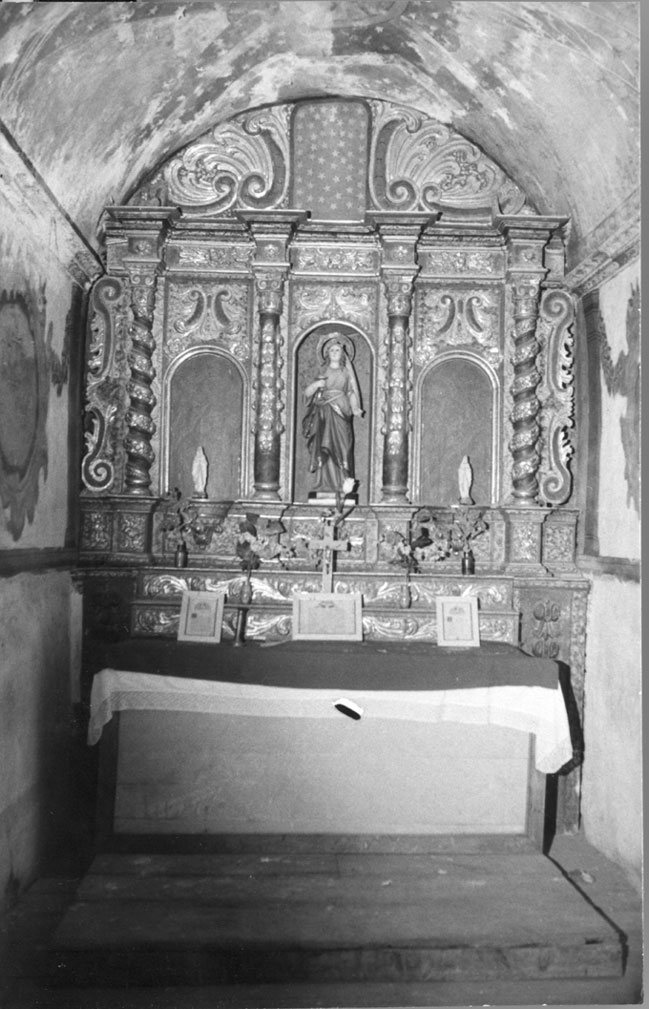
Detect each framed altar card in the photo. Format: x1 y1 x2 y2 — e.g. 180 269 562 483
177 590 225 643
292 592 363 641
436 596 480 648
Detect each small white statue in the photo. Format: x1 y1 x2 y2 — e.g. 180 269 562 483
458 455 474 505
191 446 208 498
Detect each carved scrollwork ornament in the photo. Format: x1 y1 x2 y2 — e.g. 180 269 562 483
536 287 575 505
160 105 290 214
415 287 501 366
82 276 129 493
165 281 249 359
368 100 530 214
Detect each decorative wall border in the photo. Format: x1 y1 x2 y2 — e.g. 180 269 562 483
0 547 78 577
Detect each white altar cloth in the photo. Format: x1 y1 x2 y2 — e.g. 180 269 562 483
89 669 573 774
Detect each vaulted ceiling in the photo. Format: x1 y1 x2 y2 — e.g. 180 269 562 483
0 1 639 269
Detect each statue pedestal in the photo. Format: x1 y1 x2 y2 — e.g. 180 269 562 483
307 492 358 507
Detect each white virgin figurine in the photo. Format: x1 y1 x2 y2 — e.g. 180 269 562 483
191 446 208 498
458 455 474 505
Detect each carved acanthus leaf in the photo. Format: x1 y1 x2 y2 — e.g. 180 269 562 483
160 106 290 213
369 101 530 214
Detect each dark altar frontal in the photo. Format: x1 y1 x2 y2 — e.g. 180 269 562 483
79 97 587 833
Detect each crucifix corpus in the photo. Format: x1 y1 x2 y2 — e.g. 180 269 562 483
309 519 348 593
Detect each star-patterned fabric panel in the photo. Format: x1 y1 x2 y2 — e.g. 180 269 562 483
292 101 369 221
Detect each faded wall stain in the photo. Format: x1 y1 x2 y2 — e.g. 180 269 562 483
0 1 638 264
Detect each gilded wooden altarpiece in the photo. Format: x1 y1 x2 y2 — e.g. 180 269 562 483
79 97 586 829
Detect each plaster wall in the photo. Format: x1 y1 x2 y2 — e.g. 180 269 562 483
581 575 642 890
0 572 72 907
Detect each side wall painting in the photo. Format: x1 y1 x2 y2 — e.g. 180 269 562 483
0 283 71 542
0 287 49 540
582 261 640 561
0 214 78 549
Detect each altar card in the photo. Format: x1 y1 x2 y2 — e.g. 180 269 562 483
178 590 225 644
292 592 363 641
436 596 480 648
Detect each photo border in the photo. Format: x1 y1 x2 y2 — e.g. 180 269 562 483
292 592 363 641
435 595 480 648
177 590 225 644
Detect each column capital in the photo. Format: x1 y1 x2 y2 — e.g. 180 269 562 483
104 206 180 275
497 215 568 280
367 211 436 275
237 210 310 269
253 269 288 315
365 210 439 238
382 273 417 317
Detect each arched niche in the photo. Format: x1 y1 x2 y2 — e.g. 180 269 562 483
416 354 498 506
292 323 373 505
165 350 245 499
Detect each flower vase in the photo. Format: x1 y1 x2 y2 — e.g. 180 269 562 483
174 542 188 568
399 581 412 609
461 548 475 575
240 576 253 605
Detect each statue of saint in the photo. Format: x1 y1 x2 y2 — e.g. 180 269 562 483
191 445 208 498
302 332 363 495
458 455 474 505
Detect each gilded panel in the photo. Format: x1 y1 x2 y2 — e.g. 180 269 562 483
414 285 502 368
164 279 251 361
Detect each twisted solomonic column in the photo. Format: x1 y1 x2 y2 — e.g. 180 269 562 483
123 269 159 495
106 206 178 496
509 275 543 504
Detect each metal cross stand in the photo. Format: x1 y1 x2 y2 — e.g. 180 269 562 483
309 519 348 594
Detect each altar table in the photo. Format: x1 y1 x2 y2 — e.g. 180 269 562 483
88 641 572 845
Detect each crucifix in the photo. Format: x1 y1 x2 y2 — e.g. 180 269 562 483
309 519 348 593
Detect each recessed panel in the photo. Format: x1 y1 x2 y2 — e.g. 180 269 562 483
168 353 243 499
419 358 493 505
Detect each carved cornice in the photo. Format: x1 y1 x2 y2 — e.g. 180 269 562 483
566 187 640 296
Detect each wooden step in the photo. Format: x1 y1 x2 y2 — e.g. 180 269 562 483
49 852 623 987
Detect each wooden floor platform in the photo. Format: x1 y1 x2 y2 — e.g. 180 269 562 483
49 851 624 987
